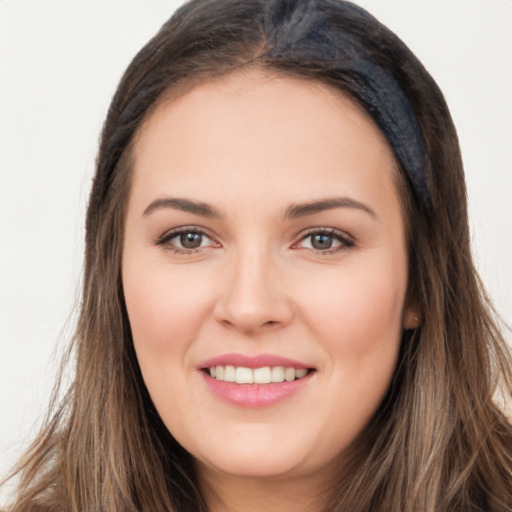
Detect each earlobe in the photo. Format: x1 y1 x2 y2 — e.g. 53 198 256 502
403 307 421 330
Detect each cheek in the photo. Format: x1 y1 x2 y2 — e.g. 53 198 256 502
122 257 214 364
297 256 406 390
122 258 217 437
294 261 405 450
304 257 405 346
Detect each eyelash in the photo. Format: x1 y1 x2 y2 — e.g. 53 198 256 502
155 226 355 255
155 226 217 254
294 228 355 255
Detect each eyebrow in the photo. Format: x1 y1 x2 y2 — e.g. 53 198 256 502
143 197 222 218
284 197 376 219
143 196 376 220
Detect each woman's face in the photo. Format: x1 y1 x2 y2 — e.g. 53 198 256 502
122 70 418 485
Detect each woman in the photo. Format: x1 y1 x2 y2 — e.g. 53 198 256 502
3 0 512 510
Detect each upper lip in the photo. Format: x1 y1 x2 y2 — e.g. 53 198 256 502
200 353 312 370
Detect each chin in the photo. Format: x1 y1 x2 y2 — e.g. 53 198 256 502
198 451 307 480
190 429 340 481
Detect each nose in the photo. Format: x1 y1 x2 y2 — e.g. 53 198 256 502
213 246 294 334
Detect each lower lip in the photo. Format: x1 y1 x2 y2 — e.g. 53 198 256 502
201 371 314 408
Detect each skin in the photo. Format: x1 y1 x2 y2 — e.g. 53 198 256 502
122 69 419 512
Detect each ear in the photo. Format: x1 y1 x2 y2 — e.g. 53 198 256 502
403 306 421 330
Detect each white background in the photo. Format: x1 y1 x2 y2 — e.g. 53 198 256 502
1 0 511 499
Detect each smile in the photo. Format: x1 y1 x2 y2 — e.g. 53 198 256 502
208 365 309 384
199 355 316 407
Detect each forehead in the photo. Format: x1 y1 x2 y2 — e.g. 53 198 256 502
130 69 401 218
136 69 392 156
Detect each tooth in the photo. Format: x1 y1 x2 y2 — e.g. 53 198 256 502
295 368 307 378
271 366 285 383
253 366 272 384
224 365 236 382
284 367 295 382
235 367 253 384
211 364 308 384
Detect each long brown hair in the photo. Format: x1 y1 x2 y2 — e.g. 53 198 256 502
4 1 512 510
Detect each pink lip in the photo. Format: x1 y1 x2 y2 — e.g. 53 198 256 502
201 371 314 408
200 353 310 370
198 353 315 408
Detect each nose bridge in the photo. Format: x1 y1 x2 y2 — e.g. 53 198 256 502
215 241 292 331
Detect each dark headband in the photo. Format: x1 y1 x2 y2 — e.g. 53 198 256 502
266 0 430 208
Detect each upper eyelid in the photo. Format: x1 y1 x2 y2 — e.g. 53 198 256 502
292 227 356 252
296 227 354 242
154 225 354 248
155 226 216 246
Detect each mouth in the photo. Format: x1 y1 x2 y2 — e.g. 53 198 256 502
199 353 316 406
203 365 314 384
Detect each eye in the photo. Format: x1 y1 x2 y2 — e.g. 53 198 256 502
156 227 218 253
176 231 206 249
294 228 354 254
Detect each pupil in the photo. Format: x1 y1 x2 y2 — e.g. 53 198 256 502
312 234 333 250
180 232 202 249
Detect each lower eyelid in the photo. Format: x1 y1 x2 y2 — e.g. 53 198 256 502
295 230 354 248
156 228 209 246
155 227 354 252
